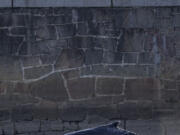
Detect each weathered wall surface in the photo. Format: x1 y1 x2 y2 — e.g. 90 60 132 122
0 7 180 135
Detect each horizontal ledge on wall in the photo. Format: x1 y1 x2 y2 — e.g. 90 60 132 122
1 0 180 7
113 0 180 7
13 0 111 7
0 0 11 7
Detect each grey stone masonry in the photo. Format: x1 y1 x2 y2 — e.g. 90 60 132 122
0 6 179 135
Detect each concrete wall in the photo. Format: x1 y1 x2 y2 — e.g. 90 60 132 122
0 7 180 135
2 0 180 7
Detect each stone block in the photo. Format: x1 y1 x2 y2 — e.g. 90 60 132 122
40 120 51 131
69 37 117 51
161 89 179 104
11 27 27 36
12 105 34 121
62 69 80 80
125 78 160 100
41 120 63 131
135 8 155 28
56 24 75 37
40 54 60 65
0 109 10 121
24 65 52 79
64 122 78 131
162 80 176 89
33 15 47 28
117 29 145 52
36 26 57 40
67 77 95 99
50 120 63 131
15 121 40 134
14 82 29 94
18 41 29 55
21 56 41 67
85 49 103 65
0 82 6 94
155 17 173 29
123 53 138 63
29 73 68 102
126 120 164 135
103 51 114 64
161 120 180 135
0 94 38 109
55 49 84 70
59 106 87 122
175 42 180 59
0 121 14 135
116 101 152 119
0 56 22 80
34 100 59 120
114 52 123 63
12 15 26 26
0 29 24 55
47 15 72 25
87 115 109 125
120 8 154 28
87 105 118 120
96 77 124 95
67 37 93 49
0 14 12 27
78 120 89 129
173 14 180 27
117 102 139 119
31 40 62 56
139 52 154 64
76 22 89 35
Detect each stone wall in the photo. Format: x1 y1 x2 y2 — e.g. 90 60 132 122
0 7 179 135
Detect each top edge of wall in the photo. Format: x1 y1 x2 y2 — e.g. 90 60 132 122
1 0 180 7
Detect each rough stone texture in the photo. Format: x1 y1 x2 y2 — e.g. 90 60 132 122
21 56 41 67
67 77 95 99
55 49 84 70
0 121 14 135
117 101 153 119
24 65 52 79
126 120 164 135
161 119 180 135
62 69 80 80
29 73 68 101
96 77 124 95
0 57 22 81
15 121 40 134
125 78 160 100
0 7 179 135
41 120 63 131
59 105 87 122
33 100 59 120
